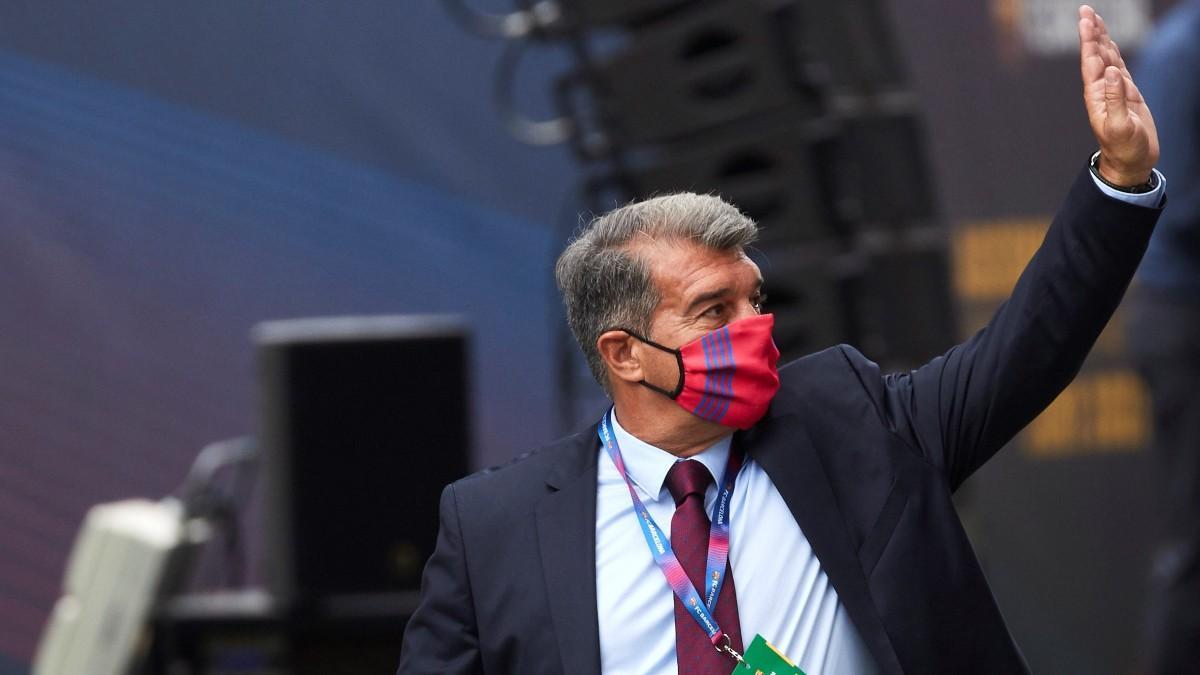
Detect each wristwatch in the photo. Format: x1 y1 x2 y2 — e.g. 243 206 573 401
1089 150 1158 194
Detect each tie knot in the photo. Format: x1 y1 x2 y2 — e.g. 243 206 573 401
665 460 713 506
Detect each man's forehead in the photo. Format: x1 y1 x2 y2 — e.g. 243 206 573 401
632 238 761 300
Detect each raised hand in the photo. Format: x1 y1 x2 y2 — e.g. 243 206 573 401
1078 4 1159 186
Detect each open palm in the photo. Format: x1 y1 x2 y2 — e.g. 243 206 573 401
1079 4 1159 186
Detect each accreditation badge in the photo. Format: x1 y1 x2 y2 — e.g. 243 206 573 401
731 634 806 675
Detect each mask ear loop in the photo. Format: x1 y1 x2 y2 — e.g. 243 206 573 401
607 327 686 399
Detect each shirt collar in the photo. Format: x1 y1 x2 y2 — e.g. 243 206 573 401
609 408 732 502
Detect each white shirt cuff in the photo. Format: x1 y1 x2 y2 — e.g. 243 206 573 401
1090 168 1166 208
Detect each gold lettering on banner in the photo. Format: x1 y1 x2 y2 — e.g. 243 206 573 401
1022 370 1149 457
953 218 1048 302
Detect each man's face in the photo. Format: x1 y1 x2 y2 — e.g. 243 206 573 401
634 238 765 390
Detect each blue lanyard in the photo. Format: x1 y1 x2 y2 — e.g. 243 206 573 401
598 411 743 647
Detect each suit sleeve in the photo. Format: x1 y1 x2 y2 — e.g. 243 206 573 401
397 484 483 675
843 165 1163 491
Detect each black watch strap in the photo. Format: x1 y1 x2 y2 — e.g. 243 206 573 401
1089 150 1158 194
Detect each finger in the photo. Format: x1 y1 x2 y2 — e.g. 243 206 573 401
1095 14 1124 69
1101 36 1129 76
1104 36 1142 101
1109 38 1128 69
1095 11 1111 43
1094 15 1122 67
1104 66 1130 128
1079 18 1104 83
1124 74 1145 104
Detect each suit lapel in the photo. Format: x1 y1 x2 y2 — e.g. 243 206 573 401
535 431 602 675
742 411 904 674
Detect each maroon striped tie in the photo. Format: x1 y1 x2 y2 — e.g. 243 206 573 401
666 460 744 674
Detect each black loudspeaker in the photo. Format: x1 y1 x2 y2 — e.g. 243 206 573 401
254 316 469 603
629 121 838 249
586 0 814 144
796 0 909 90
855 245 957 368
558 0 694 27
832 113 937 225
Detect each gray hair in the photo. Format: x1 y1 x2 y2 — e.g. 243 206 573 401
554 192 758 394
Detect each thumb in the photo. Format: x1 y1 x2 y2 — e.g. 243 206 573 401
1103 66 1129 128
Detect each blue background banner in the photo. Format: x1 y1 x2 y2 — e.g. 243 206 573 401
0 2 580 663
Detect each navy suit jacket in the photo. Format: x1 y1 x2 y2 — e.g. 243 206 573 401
398 167 1163 674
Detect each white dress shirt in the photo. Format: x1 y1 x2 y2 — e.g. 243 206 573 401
595 411 878 675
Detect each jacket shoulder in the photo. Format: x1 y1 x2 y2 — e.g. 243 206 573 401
774 344 899 429
449 428 596 510
778 343 878 394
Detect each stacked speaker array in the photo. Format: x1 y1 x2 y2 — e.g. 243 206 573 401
449 0 956 427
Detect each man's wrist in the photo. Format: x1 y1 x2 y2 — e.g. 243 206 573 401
1090 150 1156 192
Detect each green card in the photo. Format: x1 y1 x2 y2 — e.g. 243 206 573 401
732 633 806 675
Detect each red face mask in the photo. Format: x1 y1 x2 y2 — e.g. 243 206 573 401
622 313 781 430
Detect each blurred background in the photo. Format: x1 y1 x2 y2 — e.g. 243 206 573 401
0 0 1186 673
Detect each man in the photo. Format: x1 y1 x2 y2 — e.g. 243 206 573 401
399 6 1164 673
1124 1 1200 671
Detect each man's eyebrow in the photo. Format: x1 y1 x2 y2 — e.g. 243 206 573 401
682 279 763 315
684 288 731 315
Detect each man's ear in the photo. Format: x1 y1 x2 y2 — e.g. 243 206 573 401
596 330 644 386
